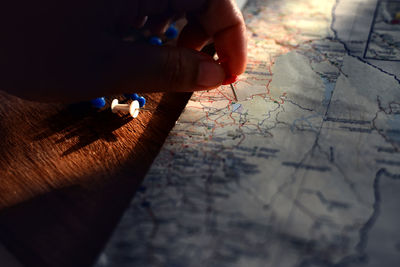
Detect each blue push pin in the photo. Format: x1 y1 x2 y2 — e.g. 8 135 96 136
137 96 146 108
91 97 106 108
149 36 162 46
124 93 139 100
165 25 179 39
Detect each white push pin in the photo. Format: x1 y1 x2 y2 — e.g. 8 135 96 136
111 99 140 118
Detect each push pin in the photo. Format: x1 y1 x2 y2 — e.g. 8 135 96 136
149 36 162 46
165 24 179 39
111 99 140 118
91 97 106 109
124 93 146 107
124 93 139 100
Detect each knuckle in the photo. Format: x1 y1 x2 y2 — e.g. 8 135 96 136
162 48 184 91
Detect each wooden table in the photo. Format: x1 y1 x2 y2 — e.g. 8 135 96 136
0 91 191 267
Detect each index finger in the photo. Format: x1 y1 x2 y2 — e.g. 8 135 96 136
197 0 247 77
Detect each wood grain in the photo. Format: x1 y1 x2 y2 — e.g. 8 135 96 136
0 91 191 267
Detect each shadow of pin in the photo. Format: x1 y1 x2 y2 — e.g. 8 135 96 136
32 102 133 156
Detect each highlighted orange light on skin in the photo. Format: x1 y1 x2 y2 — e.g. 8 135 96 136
223 75 239 85
216 57 240 85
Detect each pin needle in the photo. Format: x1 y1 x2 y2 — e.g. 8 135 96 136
230 83 238 102
136 107 153 111
200 43 239 102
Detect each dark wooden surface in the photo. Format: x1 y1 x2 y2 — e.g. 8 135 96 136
0 91 191 267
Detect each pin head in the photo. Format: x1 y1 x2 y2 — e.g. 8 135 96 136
149 36 162 46
91 97 106 108
130 100 140 118
165 25 178 39
137 97 146 108
111 99 119 113
124 93 139 100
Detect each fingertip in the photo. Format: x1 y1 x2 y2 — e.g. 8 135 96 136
216 23 247 76
222 74 238 85
196 60 225 88
197 0 248 78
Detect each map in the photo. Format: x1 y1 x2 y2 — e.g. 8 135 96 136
96 0 400 266
365 1 400 61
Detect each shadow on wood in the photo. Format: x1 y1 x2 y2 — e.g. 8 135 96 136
33 101 133 156
0 92 191 267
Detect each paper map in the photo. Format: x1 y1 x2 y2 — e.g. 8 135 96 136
96 0 400 266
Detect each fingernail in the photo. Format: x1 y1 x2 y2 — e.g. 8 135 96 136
197 61 225 88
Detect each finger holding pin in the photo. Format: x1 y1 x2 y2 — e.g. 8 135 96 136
111 99 140 118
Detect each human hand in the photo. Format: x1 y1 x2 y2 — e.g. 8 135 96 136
0 0 247 102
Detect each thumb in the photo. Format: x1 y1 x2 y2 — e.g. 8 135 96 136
104 44 226 93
